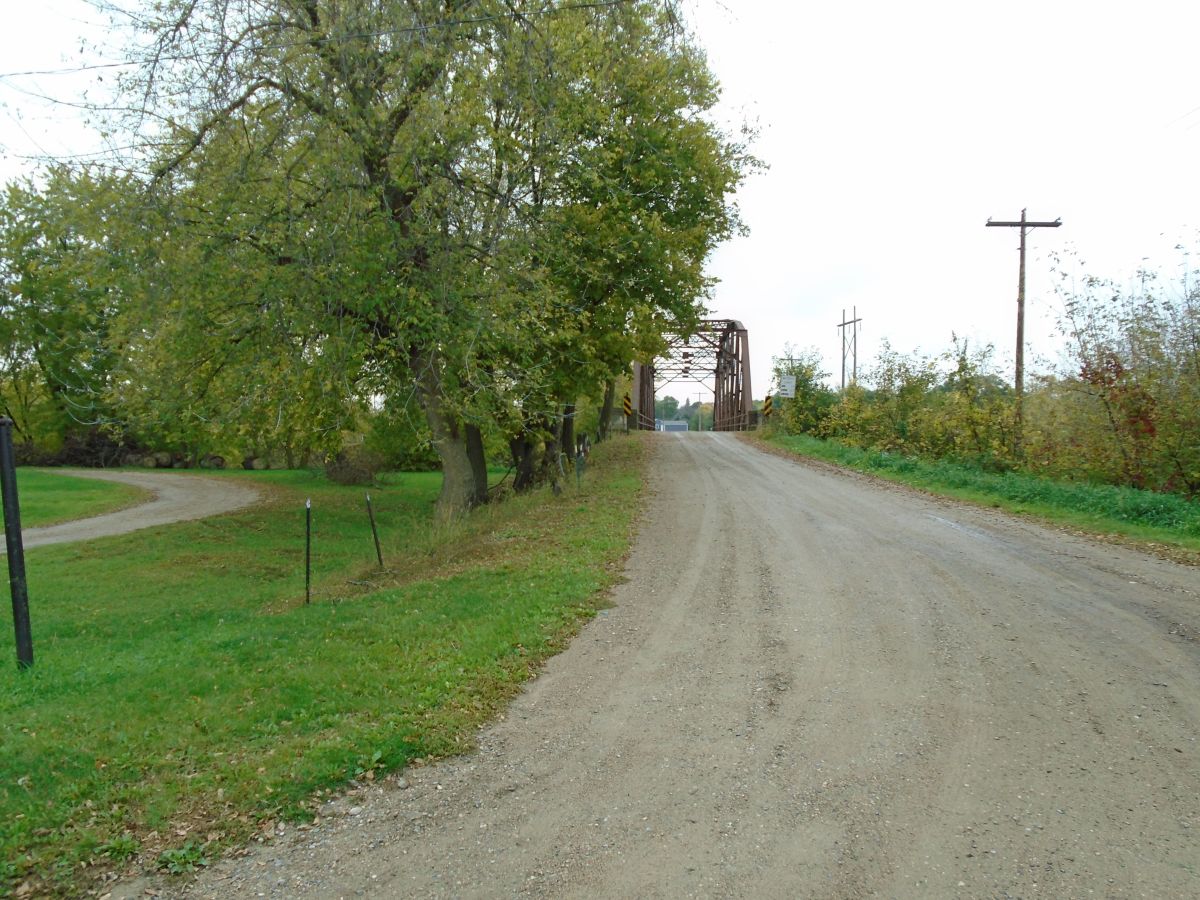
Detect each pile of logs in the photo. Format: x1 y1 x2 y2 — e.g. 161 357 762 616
125 452 228 469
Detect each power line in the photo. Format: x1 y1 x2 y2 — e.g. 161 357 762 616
0 0 633 81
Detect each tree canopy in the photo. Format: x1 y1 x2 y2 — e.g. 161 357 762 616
1 0 751 517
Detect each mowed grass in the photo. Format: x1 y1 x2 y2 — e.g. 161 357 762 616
761 432 1200 556
0 437 645 896
9 470 149 528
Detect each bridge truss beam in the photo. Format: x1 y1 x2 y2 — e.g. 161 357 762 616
632 319 754 431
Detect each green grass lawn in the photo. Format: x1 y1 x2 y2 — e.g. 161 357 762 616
10 470 150 528
0 438 645 897
759 431 1200 557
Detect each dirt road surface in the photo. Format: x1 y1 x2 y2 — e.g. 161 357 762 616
120 433 1199 898
8 470 259 549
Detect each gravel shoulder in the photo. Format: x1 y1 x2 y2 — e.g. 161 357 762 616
7 470 260 549
115 434 1200 899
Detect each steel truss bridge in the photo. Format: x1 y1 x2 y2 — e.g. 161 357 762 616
630 319 754 432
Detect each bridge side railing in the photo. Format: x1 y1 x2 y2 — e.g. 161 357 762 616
712 411 760 432
625 410 656 431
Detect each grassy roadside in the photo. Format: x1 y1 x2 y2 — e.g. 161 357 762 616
10 471 150 528
0 436 646 897
755 431 1200 561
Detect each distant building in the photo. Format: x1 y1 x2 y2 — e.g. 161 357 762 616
656 419 689 432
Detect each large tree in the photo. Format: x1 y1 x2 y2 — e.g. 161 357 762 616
103 0 745 517
0 168 143 449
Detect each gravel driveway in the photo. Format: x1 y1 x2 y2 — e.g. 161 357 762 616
6 469 259 549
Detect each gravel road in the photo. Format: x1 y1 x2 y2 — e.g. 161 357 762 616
117 433 1199 899
8 469 259 549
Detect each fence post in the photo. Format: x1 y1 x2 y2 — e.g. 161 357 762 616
365 493 384 568
0 418 33 670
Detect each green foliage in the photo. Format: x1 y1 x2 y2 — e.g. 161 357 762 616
655 395 681 421
799 339 1018 472
821 342 941 451
761 244 1200 514
0 439 644 896
97 833 139 864
0 2 750 518
156 841 208 874
1026 251 1200 496
771 345 836 435
0 168 142 453
323 446 384 486
106 144 365 467
362 401 441 472
25 0 749 518
910 339 1017 470
678 398 710 431
570 391 609 445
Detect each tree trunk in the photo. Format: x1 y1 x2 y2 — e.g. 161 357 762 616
598 379 616 441
466 423 489 507
509 434 536 492
411 347 475 522
560 402 576 461
539 415 561 492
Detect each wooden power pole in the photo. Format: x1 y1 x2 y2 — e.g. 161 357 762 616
986 209 1061 404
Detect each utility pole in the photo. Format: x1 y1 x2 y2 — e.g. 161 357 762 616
837 306 862 391
986 209 1062 406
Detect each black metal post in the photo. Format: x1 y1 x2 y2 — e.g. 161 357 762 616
0 417 33 669
305 498 312 605
365 493 383 568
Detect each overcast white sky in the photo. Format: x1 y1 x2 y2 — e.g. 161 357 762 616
3 1 1199 402
685 0 1200 399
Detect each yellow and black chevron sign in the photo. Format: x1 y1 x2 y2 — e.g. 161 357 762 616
622 393 633 417
763 394 773 417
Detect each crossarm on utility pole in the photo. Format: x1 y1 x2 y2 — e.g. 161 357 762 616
986 219 1062 228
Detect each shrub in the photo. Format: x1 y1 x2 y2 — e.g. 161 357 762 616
325 446 384 485
12 426 143 468
362 405 441 472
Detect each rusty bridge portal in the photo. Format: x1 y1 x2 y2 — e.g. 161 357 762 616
630 319 754 432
